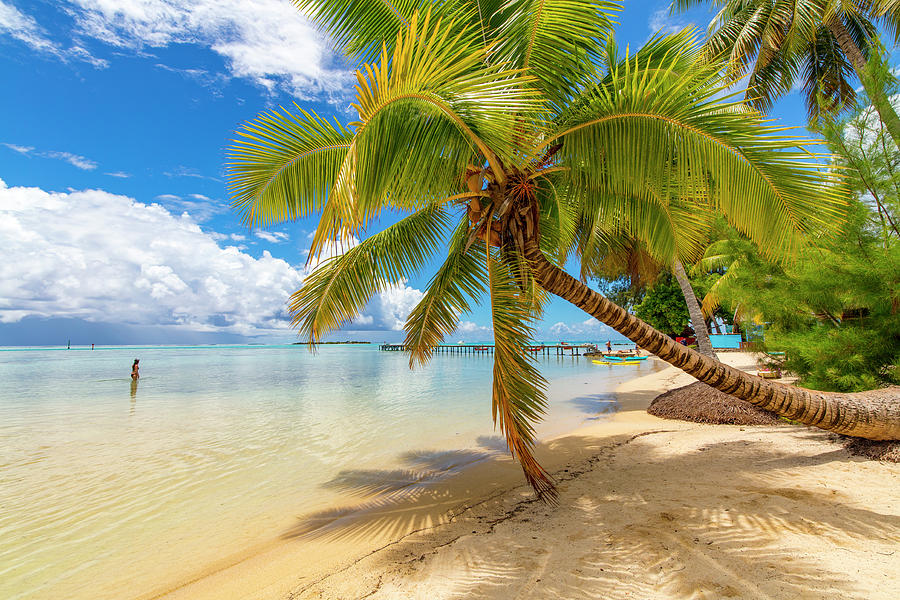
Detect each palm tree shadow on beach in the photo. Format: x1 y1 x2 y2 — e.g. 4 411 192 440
284 429 900 599
283 439 516 544
568 393 620 420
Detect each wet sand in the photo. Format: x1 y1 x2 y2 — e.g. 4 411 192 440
157 354 900 599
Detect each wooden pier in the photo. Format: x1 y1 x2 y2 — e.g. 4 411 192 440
379 343 598 356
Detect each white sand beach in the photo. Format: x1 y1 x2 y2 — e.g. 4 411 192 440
153 353 900 600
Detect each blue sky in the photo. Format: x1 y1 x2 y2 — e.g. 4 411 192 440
0 1 814 345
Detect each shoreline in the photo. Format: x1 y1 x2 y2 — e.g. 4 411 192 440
146 357 663 600
155 354 900 599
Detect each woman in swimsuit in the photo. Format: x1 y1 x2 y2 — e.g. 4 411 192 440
131 359 140 380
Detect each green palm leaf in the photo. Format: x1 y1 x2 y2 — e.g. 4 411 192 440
290 205 451 342
293 0 478 63
405 221 488 367
494 0 619 103
312 9 541 251
486 248 555 501
227 107 352 228
548 38 847 260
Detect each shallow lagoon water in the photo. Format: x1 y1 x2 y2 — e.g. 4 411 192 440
0 344 656 599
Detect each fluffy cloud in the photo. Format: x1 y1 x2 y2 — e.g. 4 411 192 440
364 283 425 331
0 179 301 335
0 179 426 336
64 0 353 99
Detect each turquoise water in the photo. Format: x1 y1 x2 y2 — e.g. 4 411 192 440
0 344 653 600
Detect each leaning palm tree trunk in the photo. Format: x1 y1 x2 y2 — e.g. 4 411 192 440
523 237 900 440
672 260 717 359
827 19 900 150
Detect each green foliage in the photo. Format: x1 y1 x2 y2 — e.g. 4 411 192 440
702 205 900 392
671 0 894 120
597 277 648 312
634 272 690 336
768 324 899 393
703 81 900 391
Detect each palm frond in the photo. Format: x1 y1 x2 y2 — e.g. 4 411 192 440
306 9 542 260
556 28 701 128
494 0 618 103
536 177 578 266
701 259 741 316
405 220 488 367
227 107 352 228
290 205 450 342
547 35 848 262
799 26 857 122
487 247 555 501
293 0 477 63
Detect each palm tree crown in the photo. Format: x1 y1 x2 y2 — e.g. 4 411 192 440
672 0 900 143
227 0 853 499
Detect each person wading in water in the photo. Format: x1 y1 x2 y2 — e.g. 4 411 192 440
131 359 140 380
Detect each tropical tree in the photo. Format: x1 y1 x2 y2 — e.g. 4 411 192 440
672 0 900 148
227 1 900 499
694 223 768 323
585 235 718 356
704 86 900 392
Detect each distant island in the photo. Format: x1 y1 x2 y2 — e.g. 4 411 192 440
291 341 371 345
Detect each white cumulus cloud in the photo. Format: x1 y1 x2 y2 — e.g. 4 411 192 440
0 179 302 335
0 179 428 336
365 282 424 331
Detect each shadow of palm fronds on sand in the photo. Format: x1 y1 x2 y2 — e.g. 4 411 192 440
290 427 900 600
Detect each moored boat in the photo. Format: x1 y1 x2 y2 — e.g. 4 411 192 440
593 359 642 365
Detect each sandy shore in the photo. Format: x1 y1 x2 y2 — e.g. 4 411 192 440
159 354 900 599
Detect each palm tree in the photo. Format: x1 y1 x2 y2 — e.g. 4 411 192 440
584 235 718 357
672 0 900 149
672 260 719 357
227 1 900 499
